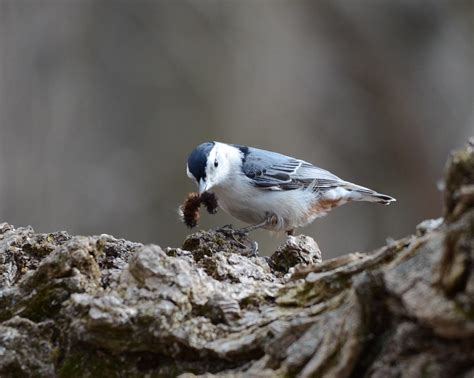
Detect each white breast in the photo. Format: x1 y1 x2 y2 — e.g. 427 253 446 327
211 176 319 231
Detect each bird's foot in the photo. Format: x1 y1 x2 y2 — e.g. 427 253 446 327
216 224 250 238
236 224 260 235
229 231 258 256
247 240 259 257
215 225 259 256
237 213 279 234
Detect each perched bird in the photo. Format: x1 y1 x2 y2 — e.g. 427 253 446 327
186 141 395 235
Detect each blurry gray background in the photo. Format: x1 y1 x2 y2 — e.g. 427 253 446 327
0 1 473 258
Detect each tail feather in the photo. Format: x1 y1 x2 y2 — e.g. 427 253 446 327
343 182 396 205
367 193 396 205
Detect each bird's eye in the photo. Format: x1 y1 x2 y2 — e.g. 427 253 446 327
214 160 218 168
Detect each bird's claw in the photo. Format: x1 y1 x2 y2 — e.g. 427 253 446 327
215 225 259 256
249 241 259 257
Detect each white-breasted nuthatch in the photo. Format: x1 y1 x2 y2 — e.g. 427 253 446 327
186 141 395 235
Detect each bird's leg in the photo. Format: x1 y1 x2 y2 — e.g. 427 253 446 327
217 225 260 256
238 220 268 234
237 213 278 234
228 233 259 257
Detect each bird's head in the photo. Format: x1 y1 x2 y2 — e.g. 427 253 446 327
186 142 242 194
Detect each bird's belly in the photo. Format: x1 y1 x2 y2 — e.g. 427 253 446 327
217 195 265 225
213 186 317 231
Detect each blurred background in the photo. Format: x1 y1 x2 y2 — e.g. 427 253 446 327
0 1 473 258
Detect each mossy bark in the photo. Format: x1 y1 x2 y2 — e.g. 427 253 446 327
1 140 474 377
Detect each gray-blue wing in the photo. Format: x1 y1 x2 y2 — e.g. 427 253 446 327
237 145 343 191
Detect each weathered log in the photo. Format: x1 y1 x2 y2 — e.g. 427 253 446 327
0 140 473 377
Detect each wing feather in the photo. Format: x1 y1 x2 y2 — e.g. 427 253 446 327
238 146 343 192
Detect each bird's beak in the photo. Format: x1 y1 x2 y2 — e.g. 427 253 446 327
198 178 208 194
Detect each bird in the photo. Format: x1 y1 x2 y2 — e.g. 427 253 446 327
186 141 395 235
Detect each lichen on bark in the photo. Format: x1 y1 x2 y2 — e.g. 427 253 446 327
0 140 474 377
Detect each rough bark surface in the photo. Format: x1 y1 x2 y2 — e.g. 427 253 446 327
1 140 473 377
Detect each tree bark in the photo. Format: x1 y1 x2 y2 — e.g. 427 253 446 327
0 140 473 377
